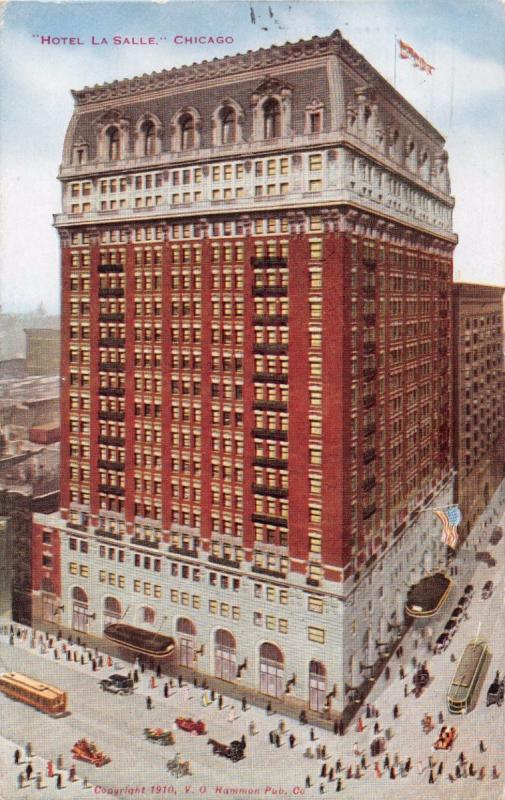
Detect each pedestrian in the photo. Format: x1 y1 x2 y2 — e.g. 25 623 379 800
228 706 236 723
438 711 444 724
492 765 500 779
389 766 396 780
218 694 224 711
338 720 345 736
310 727 315 741
458 751 465 764
249 721 256 736
374 761 382 778
356 716 364 732
266 701 272 715
316 745 322 759
178 674 183 688
26 762 33 781
373 721 380 735
47 760 54 778
455 764 461 779
18 772 25 790
384 754 390 770
360 754 366 770
14 748 21 764
240 734 246 749
353 742 361 756
478 767 486 781
385 666 390 681
321 762 327 778
36 772 45 790
25 743 33 759
300 710 308 725
354 765 361 779
336 777 342 792
182 685 190 702
156 664 162 678
366 703 371 718
289 733 295 749
275 732 281 749
69 764 76 782
405 757 411 773
98 655 103 668
416 760 423 775
393 703 399 719
210 686 215 702
92 658 97 671
318 783 325 795
333 719 339 735
56 754 63 771
399 666 405 680
164 682 169 698
278 718 286 734
469 763 475 777
328 767 334 782
437 762 443 777
140 662 145 673
335 759 342 773
146 695 152 710
479 739 486 753
133 669 139 683
305 775 311 788
321 744 327 759
428 769 434 784
269 730 274 745
56 773 62 790
241 696 247 712
83 776 90 789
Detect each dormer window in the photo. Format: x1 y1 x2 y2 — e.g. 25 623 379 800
107 126 120 161
221 107 237 144
263 98 281 139
309 112 322 133
180 114 195 150
142 120 156 156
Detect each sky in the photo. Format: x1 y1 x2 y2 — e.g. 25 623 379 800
0 0 504 313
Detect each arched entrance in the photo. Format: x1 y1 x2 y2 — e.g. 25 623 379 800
103 596 121 629
215 629 237 682
41 578 56 622
176 618 196 668
259 642 284 698
309 660 326 711
71 587 89 633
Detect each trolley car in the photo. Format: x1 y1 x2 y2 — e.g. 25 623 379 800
0 672 67 716
447 640 489 715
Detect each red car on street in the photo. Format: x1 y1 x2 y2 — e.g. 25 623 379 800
175 717 206 735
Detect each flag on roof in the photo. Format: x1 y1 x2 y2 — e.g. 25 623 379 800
399 39 435 75
433 505 462 549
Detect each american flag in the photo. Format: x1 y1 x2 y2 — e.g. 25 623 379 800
433 505 462 549
398 39 435 75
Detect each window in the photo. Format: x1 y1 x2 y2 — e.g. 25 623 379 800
133 579 141 593
278 619 288 633
209 599 218 615
180 114 195 150
142 120 156 156
99 570 106 583
308 596 323 613
308 626 325 644
106 127 120 161
221 107 236 144
79 565 89 577
263 98 280 139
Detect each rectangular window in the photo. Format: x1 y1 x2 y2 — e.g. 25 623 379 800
79 565 89 577
209 599 218 615
170 589 179 603
308 626 325 643
278 619 288 633
265 615 275 630
99 570 106 583
308 596 324 613
134 579 141 593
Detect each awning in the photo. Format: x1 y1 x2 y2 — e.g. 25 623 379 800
104 624 175 657
405 572 453 618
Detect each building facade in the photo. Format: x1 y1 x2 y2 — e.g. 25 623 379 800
452 283 504 539
33 30 457 714
25 328 61 377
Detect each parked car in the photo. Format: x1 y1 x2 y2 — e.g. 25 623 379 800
486 675 504 707
482 580 494 599
458 595 471 610
490 527 503 545
450 607 464 620
444 619 457 635
99 674 134 695
463 584 474 596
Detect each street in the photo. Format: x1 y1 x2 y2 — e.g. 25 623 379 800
0 487 504 799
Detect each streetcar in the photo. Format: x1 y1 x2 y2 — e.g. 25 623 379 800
0 672 67 716
446 640 489 715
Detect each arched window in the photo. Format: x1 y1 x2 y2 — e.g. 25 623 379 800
259 642 284 697
72 586 88 604
142 120 156 157
215 629 237 681
106 126 120 161
263 98 281 140
176 618 196 636
180 114 195 150
220 107 237 144
141 606 156 625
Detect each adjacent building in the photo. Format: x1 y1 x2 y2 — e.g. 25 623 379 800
452 283 505 539
32 30 457 715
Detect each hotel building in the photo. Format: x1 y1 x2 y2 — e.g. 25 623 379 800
32 30 457 714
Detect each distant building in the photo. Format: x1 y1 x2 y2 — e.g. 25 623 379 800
25 328 60 376
0 516 13 619
452 283 505 538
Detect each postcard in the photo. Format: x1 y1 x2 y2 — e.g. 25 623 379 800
0 1 504 798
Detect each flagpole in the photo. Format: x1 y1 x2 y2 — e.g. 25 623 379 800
394 36 397 88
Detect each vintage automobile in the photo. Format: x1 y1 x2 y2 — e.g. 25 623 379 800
486 675 504 707
166 755 191 777
475 551 497 567
99 674 134 695
207 737 245 762
433 726 457 751
71 739 111 767
175 717 206 735
463 584 474 597
434 632 450 653
482 580 494 599
144 727 175 745
490 527 503 545
457 594 471 610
